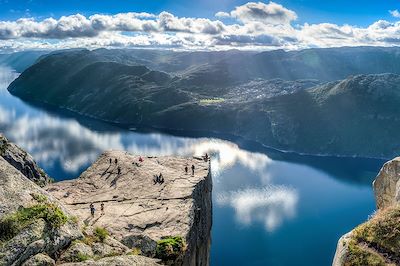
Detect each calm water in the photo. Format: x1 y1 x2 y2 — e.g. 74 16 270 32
0 67 385 266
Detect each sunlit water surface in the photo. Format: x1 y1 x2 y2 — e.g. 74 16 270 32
0 67 385 266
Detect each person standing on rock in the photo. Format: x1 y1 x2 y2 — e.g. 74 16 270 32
191 164 195 175
109 158 112 164
185 165 188 174
159 173 164 184
115 158 118 164
101 202 105 215
117 166 121 175
90 203 95 218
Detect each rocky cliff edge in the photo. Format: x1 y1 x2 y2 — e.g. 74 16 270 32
333 157 400 266
0 143 212 265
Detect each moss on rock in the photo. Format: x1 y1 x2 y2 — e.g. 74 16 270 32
0 203 68 242
94 227 109 243
343 206 400 266
156 236 186 262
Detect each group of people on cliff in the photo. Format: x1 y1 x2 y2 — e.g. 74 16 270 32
89 153 210 217
90 202 105 217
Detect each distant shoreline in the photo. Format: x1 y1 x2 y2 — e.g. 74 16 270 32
9 90 390 162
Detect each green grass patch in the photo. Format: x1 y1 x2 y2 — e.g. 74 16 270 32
81 235 97 246
127 247 142 256
344 206 400 266
76 252 91 262
199 98 225 105
94 227 109 243
102 251 121 258
156 236 186 262
0 203 68 242
70 216 79 224
353 207 400 254
345 239 387 266
31 193 48 203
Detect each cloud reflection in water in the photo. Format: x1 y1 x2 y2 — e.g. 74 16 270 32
217 186 298 232
0 102 272 176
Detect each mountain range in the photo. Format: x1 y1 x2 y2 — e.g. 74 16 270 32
7 47 400 158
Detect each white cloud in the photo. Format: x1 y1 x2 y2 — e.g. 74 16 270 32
230 1 297 25
390 9 400 18
0 11 226 40
0 2 400 51
215 12 230 18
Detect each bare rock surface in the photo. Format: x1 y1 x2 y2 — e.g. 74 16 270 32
59 242 94 263
22 253 56 266
373 157 400 209
60 255 160 266
0 156 82 266
91 236 130 257
0 134 50 187
332 232 352 266
47 151 212 265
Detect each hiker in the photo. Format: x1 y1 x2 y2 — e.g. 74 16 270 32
153 174 158 184
90 203 95 217
101 203 105 215
115 158 118 164
185 165 188 174
139 156 143 163
117 166 121 175
205 153 209 161
159 173 164 184
191 164 195 175
109 158 112 164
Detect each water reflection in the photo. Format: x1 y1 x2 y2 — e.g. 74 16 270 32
0 103 273 175
217 186 298 232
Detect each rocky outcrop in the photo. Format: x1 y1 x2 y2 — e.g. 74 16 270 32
46 151 212 265
0 134 50 186
373 157 400 209
59 242 94 263
22 253 56 266
0 134 211 265
0 156 82 265
333 157 400 266
60 255 160 266
59 236 131 263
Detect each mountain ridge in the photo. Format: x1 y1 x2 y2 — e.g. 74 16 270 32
8 47 400 158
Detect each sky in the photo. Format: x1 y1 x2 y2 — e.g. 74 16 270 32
0 0 400 51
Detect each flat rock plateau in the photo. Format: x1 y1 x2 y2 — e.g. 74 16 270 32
0 137 212 266
47 151 212 265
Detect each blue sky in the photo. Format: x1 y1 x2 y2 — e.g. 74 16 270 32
1 0 400 51
1 0 399 26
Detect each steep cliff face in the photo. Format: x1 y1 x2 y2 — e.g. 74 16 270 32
0 134 51 187
184 168 212 266
46 151 212 266
333 157 400 266
373 157 400 209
